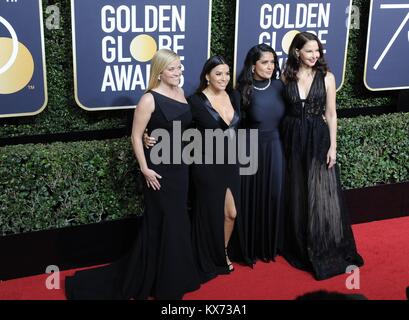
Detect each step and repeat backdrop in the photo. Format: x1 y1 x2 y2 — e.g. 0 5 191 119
364 0 409 91
1 0 408 117
71 0 212 111
234 0 352 90
0 0 47 118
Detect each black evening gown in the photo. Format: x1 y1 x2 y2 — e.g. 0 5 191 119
240 79 286 263
280 71 364 280
65 91 200 299
188 91 249 282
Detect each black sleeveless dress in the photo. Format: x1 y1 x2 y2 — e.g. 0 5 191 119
188 91 249 281
240 79 286 262
65 91 200 299
280 71 364 280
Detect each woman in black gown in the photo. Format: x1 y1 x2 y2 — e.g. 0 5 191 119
235 44 286 263
281 32 364 280
65 49 200 299
188 56 248 280
144 56 250 281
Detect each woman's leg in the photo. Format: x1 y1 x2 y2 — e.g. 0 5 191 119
224 188 237 270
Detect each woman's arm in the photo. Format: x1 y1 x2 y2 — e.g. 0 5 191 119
324 72 337 169
144 88 187 148
131 93 162 190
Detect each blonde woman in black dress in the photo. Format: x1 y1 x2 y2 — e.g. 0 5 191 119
65 49 200 299
145 56 250 281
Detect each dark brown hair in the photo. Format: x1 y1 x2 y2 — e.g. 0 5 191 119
283 32 328 82
196 55 230 93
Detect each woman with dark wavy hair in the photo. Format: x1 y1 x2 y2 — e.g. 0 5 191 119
235 43 286 263
281 32 364 280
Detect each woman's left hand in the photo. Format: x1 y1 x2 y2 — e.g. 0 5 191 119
327 147 337 169
143 129 157 149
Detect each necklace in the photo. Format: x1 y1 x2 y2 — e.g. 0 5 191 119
299 69 315 78
253 79 271 91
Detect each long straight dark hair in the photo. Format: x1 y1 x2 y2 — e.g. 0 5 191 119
236 44 280 108
196 55 230 93
283 32 329 82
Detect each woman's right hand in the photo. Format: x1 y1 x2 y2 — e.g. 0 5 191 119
143 129 157 149
141 168 162 190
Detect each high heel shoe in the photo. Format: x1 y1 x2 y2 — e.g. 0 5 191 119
225 247 234 272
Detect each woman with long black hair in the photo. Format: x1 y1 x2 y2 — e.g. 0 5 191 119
236 44 286 263
187 55 245 280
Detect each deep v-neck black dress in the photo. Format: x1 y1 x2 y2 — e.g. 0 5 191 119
280 71 364 280
65 91 200 299
187 91 248 281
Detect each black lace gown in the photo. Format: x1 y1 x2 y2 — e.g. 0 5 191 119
65 91 200 299
280 71 364 280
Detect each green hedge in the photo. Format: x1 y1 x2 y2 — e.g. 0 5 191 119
1 113 408 236
0 139 143 236
0 0 396 138
338 112 409 189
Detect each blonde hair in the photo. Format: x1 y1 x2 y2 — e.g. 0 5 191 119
146 49 180 92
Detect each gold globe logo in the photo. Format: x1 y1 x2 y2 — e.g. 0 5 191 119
129 34 157 62
0 16 35 94
281 30 300 55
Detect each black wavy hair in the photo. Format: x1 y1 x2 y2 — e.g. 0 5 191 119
236 43 280 108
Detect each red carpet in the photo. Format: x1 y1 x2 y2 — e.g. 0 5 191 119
1 216 408 300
